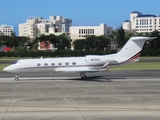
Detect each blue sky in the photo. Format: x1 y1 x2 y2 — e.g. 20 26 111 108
1 0 160 33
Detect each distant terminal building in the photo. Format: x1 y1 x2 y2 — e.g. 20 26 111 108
0 24 13 36
19 16 72 39
123 11 160 33
69 23 113 41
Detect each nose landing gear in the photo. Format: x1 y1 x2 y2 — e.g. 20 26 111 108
15 75 19 81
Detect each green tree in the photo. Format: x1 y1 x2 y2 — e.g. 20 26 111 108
135 30 160 50
73 39 86 50
0 35 5 47
85 35 97 51
108 30 117 50
16 36 31 51
31 37 39 51
56 34 71 50
0 35 19 51
148 30 160 50
39 34 51 50
125 31 134 40
116 26 126 49
31 33 71 51
0 34 30 51
73 35 110 51
93 35 110 51
49 34 59 49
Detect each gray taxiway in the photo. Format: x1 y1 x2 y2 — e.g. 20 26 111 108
0 71 160 120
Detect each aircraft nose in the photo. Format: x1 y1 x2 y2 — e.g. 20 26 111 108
3 66 11 72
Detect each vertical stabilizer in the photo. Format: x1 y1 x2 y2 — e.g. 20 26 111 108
117 37 153 59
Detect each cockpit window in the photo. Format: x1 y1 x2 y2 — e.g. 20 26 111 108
13 62 17 64
13 61 20 65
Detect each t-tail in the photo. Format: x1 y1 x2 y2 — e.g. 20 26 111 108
118 37 152 58
107 36 156 67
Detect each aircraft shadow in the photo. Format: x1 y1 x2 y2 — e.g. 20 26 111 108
15 76 126 82
67 76 126 82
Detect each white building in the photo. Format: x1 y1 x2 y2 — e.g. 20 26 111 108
0 24 13 36
122 20 131 31
19 16 72 39
123 11 160 33
19 17 39 38
69 23 113 41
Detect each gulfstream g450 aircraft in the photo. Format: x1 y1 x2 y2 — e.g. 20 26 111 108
3 36 154 80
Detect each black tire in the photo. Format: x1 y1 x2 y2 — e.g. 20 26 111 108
15 77 19 81
81 76 87 80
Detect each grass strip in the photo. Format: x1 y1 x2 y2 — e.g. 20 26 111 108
0 64 10 72
140 57 160 59
0 57 22 60
110 62 160 70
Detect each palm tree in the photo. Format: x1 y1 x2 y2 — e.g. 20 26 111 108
108 30 117 50
16 36 31 51
116 27 126 49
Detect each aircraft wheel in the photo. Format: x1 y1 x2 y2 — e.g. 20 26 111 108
15 76 19 81
81 76 87 80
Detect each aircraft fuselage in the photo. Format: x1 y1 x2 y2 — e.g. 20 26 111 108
4 55 118 74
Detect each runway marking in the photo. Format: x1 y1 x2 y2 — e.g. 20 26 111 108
2 80 18 120
0 107 160 113
0 77 160 82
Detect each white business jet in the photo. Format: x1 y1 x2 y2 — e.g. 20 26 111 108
3 36 154 80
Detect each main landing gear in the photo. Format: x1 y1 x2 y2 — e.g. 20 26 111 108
15 74 19 81
80 72 87 80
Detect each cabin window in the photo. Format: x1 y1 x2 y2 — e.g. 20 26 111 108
51 63 55 66
44 63 48 66
65 62 69 65
58 62 62 65
37 63 41 66
72 62 76 65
